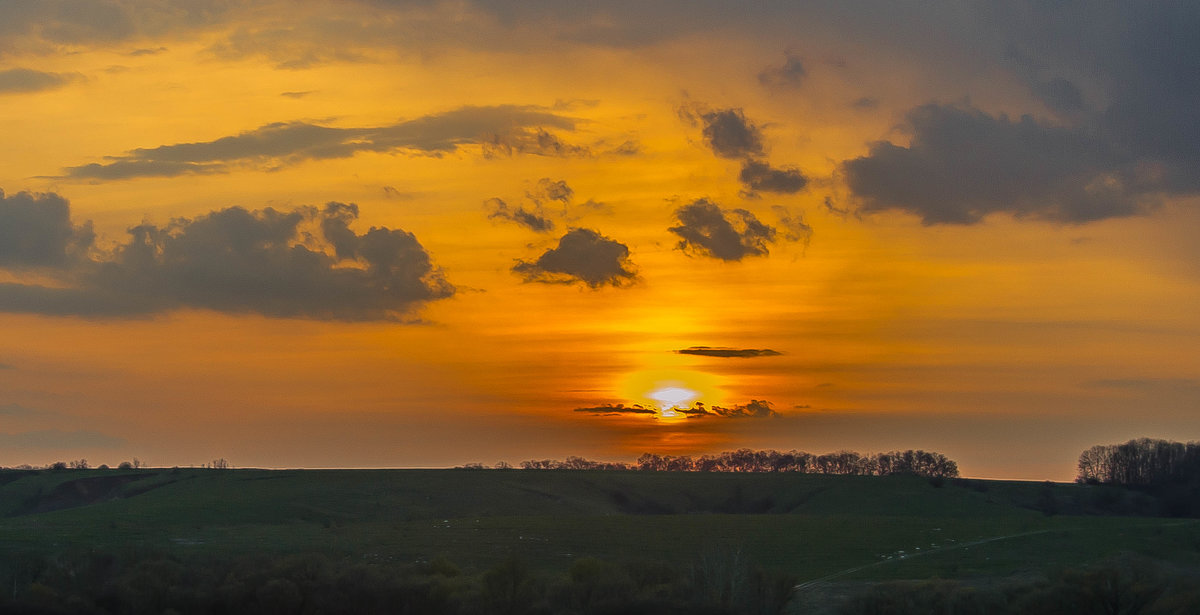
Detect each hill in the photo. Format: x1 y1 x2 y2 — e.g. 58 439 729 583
0 467 1195 581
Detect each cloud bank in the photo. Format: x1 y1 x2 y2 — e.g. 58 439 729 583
0 191 453 320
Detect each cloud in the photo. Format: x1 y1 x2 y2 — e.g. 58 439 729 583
280 90 313 99
676 346 782 358
0 403 37 416
483 128 590 158
62 105 580 180
679 400 778 419
1087 378 1200 394
0 189 94 268
574 403 656 415
669 199 775 261
0 1 234 51
0 68 80 94
486 198 554 232
851 97 880 110
526 178 574 206
513 228 637 288
698 108 765 159
739 159 808 194
772 205 814 246
0 429 124 449
758 52 806 88
842 103 1149 224
0 192 453 320
574 400 778 419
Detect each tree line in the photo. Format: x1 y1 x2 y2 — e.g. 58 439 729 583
504 448 959 478
1077 437 1200 486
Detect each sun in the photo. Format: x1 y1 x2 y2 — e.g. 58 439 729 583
618 369 722 418
646 384 698 419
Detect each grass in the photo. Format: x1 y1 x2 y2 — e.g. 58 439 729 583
2 467 1197 583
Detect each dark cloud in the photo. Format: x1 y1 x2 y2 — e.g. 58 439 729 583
772 205 814 246
483 128 590 158
0 192 453 321
526 178 574 206
280 90 313 99
486 198 554 233
63 105 579 180
698 108 765 159
739 159 808 194
513 228 637 288
669 199 776 261
0 403 36 416
0 68 80 94
575 400 777 419
676 346 782 358
843 103 1148 224
0 429 125 449
127 46 167 56
608 140 641 156
574 403 656 415
1030 77 1086 116
0 1 234 50
758 52 806 88
679 400 778 419
0 189 94 268
851 97 880 110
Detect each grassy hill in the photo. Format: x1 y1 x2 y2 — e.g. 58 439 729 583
1 467 1196 583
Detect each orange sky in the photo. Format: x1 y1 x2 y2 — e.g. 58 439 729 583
1 1 1198 479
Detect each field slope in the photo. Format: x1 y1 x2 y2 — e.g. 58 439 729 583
1 467 1197 583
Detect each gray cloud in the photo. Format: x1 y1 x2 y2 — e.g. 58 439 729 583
63 105 579 180
851 97 880 110
0 68 80 94
526 178 574 206
0 192 453 320
482 128 590 158
0 1 234 51
698 108 765 159
0 403 37 416
669 199 776 261
513 227 637 288
772 205 814 246
843 103 1149 224
0 189 94 268
758 52 806 88
486 198 554 233
679 400 778 419
739 159 808 194
574 403 656 415
676 347 782 358
0 429 125 449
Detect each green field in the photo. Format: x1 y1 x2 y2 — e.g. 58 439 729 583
3 468 1199 613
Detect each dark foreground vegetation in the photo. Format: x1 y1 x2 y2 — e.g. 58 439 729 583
9 548 1200 615
0 548 800 615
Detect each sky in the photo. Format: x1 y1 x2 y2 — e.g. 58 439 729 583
1 1 1198 479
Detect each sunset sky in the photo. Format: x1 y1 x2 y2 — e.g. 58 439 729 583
1 1 1198 479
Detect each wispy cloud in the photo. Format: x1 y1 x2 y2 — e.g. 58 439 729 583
62 105 580 181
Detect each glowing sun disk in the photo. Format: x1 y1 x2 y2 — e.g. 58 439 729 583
649 386 697 409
